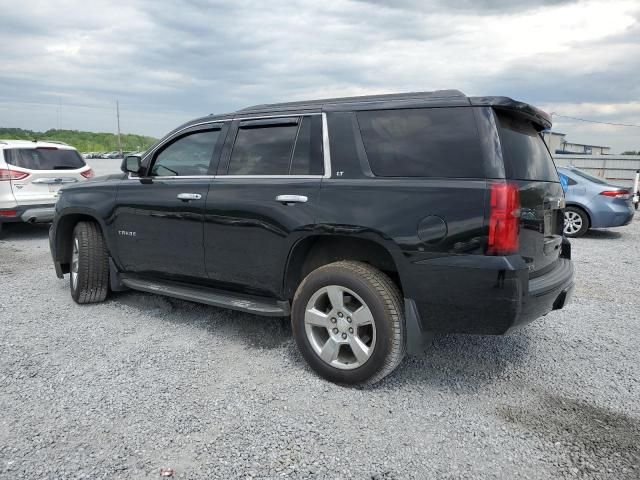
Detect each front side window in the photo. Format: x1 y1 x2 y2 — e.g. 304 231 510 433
357 107 484 178
151 129 220 177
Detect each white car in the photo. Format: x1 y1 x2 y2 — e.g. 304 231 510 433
0 140 93 235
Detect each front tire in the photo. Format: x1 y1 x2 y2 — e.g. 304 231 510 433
70 221 109 304
563 206 590 238
291 261 405 385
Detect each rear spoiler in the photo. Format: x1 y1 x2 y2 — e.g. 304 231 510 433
469 96 552 131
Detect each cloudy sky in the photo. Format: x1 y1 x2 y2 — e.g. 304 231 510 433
0 0 639 152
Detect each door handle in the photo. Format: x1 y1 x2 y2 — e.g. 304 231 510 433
177 193 202 201
276 194 308 204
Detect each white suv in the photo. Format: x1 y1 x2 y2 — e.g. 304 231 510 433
0 140 93 234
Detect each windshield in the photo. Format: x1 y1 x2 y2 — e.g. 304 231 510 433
6 148 86 170
568 167 609 185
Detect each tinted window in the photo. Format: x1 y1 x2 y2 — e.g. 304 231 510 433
558 172 578 190
497 112 559 182
290 117 320 175
357 108 484 178
6 148 85 170
152 129 220 176
559 172 578 186
229 124 298 175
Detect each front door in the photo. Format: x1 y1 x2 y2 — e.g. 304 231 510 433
113 123 228 280
204 114 324 297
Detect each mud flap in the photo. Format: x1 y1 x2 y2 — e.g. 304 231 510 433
404 298 434 355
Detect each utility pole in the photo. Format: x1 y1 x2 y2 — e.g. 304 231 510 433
116 100 122 156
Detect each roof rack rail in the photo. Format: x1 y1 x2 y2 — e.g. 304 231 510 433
41 140 69 146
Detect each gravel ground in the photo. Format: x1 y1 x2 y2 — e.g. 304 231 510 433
1 169 638 478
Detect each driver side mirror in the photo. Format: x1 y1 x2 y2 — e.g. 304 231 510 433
121 155 142 175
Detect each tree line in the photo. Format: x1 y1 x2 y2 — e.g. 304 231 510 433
0 128 157 153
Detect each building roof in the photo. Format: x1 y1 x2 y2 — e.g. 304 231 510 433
563 141 610 149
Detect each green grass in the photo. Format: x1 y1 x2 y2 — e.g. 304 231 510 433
0 128 157 153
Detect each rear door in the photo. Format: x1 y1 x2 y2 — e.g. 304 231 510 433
496 111 564 274
4 147 88 205
204 114 323 297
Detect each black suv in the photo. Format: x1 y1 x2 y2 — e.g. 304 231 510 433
49 90 574 384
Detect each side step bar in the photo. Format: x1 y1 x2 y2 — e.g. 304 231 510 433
120 276 290 317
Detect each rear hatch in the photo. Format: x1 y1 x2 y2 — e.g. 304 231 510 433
4 147 91 206
496 110 564 275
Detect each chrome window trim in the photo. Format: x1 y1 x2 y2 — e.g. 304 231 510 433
126 174 214 180
321 112 331 179
125 174 322 181
216 175 323 179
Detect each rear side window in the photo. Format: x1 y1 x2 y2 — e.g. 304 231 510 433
357 108 484 178
6 148 85 170
497 112 559 182
558 172 578 189
229 124 297 175
227 116 323 176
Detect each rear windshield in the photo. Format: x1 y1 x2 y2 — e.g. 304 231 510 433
5 148 85 170
357 107 484 178
569 167 608 185
497 112 559 182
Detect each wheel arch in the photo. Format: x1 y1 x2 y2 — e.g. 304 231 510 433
565 203 592 226
282 234 404 300
53 210 110 273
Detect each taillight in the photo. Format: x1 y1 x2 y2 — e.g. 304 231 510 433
487 182 520 255
0 169 30 181
599 189 630 199
0 209 18 217
80 168 94 179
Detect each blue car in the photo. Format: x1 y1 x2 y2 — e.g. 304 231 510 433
558 166 635 237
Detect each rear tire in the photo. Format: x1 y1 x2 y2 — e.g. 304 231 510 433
563 206 589 238
70 221 109 304
291 261 405 385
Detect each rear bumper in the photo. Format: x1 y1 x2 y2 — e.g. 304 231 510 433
589 203 635 228
401 249 574 353
514 258 574 330
0 203 56 224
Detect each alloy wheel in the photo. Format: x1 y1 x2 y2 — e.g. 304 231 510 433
71 237 79 290
304 285 376 370
564 211 583 235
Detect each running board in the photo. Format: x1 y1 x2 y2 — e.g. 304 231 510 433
120 277 290 317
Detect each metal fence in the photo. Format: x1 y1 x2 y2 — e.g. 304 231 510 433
553 154 640 187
